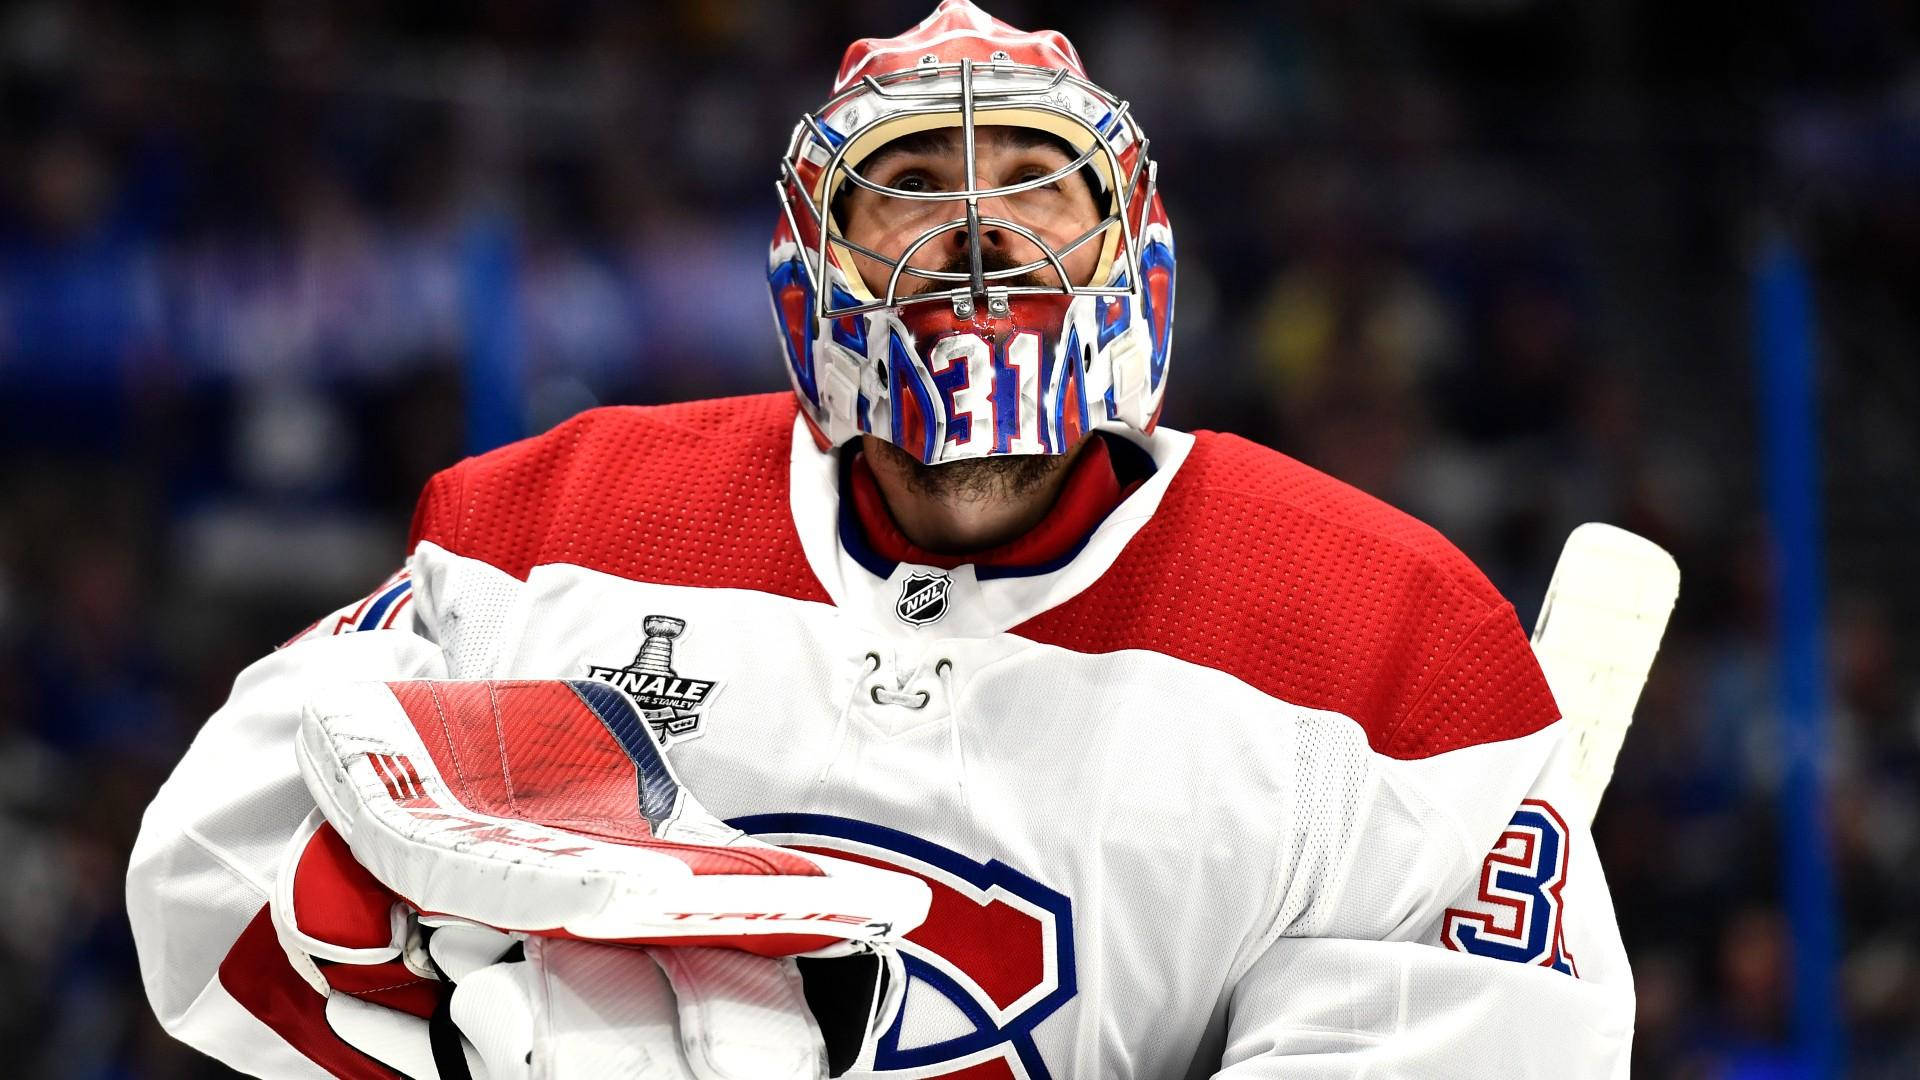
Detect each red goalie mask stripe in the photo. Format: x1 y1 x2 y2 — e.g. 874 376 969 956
834 0 1086 91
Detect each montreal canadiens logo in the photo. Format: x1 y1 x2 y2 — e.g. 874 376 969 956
896 571 951 626
732 813 1075 1079
585 615 719 747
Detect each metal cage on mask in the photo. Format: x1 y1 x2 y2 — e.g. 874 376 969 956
770 55 1176 466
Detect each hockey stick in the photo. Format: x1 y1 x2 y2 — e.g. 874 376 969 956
1528 523 1681 830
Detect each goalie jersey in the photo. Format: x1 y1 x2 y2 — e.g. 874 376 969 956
129 393 1635 1079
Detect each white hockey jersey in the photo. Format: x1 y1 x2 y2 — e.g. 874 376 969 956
128 393 1634 1079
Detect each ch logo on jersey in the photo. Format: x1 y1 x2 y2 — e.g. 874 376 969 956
584 615 719 747
896 571 952 626
733 814 1076 1080
1442 799 1578 976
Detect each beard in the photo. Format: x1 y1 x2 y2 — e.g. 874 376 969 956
864 435 1067 504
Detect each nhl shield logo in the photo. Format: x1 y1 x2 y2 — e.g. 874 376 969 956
585 615 720 747
895 571 951 626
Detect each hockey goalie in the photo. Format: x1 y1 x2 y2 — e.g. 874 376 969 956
128 3 1675 1077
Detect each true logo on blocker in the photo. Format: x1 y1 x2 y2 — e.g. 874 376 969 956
585 615 719 746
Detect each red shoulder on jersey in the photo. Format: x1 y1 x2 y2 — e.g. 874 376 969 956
408 393 830 603
1014 431 1558 760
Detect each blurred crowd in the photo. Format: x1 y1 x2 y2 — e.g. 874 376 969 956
1 1 1916 1077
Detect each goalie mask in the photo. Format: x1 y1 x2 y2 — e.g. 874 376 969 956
770 0 1175 465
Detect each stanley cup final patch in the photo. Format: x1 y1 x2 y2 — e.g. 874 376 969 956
895 571 951 626
585 615 720 747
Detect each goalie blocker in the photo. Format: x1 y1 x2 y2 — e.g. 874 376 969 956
274 678 931 1079
295 678 927 952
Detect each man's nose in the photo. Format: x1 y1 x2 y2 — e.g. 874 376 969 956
946 209 1005 255
944 193 1026 259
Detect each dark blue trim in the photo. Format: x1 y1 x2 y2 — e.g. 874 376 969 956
835 443 902 580
878 956 998 1068
357 580 413 631
1140 239 1176 391
828 284 868 356
728 813 1073 1078
770 258 820 407
565 680 681 828
887 330 939 464
1040 326 1077 453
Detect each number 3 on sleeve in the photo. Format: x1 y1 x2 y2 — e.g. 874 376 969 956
1442 800 1577 976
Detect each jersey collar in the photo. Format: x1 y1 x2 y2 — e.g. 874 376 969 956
790 418 1194 637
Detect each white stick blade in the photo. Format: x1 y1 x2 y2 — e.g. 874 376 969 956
1530 523 1680 829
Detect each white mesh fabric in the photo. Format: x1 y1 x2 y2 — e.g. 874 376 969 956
411 542 525 678
1265 711 1371 942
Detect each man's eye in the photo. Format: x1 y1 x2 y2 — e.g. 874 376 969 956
1017 171 1062 190
891 172 935 193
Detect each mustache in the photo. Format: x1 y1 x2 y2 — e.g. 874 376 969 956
906 246 1059 297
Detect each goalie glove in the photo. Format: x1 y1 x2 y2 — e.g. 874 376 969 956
445 934 896 1080
272 831 896 1080
296 679 926 955
271 678 928 1078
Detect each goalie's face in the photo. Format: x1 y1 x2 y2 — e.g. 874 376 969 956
836 125 1104 299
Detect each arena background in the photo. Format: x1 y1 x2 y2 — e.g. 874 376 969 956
1 1 1915 1076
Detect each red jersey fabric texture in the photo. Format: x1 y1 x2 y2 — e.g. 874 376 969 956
1012 429 1557 760
409 394 1556 761
409 393 831 603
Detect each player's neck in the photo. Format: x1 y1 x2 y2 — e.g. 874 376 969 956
858 435 1094 554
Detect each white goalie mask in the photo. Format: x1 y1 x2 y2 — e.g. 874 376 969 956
769 0 1176 465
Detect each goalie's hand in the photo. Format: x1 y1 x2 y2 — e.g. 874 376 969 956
271 678 930 1077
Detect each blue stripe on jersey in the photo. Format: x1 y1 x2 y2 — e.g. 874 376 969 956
836 447 901 580
357 579 413 630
